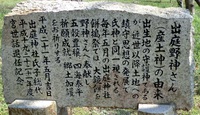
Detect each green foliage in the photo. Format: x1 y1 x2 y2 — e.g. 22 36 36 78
193 5 200 95
177 96 200 115
72 107 93 115
0 63 7 115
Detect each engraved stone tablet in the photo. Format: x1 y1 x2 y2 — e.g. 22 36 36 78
2 1 194 110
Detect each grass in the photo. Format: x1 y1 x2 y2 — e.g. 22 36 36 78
0 0 200 115
178 96 200 115
72 107 137 115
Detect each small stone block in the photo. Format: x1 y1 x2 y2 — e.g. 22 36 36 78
138 104 175 115
8 100 57 115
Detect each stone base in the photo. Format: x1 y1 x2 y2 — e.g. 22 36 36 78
8 100 57 115
57 107 72 115
138 104 175 115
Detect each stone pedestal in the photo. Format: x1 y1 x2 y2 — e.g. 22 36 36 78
138 104 175 115
8 100 57 115
57 107 72 115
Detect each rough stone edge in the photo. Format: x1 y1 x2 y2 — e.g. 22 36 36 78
188 20 195 110
5 1 192 20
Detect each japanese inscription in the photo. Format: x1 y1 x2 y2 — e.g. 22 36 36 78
2 1 194 110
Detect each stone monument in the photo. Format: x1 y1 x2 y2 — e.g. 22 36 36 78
2 0 194 114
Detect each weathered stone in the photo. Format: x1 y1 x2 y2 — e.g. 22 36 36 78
57 107 71 115
8 100 57 115
138 104 175 115
2 0 194 110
